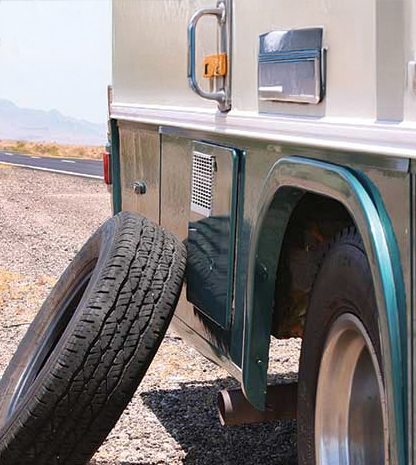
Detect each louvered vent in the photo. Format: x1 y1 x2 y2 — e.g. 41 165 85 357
191 151 216 217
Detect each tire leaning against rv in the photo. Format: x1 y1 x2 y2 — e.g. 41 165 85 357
0 212 186 465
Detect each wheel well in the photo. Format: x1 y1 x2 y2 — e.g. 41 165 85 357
272 192 354 338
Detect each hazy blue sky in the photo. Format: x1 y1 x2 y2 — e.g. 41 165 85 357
0 0 111 124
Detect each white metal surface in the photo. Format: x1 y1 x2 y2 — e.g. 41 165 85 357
112 0 416 149
112 0 219 110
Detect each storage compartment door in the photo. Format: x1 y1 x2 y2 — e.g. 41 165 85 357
186 141 239 329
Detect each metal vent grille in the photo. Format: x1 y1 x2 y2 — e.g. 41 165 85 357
191 151 216 217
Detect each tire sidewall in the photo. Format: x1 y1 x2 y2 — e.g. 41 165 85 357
0 215 116 439
297 238 383 464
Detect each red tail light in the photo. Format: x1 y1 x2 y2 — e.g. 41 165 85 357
103 151 111 185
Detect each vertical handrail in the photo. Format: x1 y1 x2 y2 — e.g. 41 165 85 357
187 2 230 111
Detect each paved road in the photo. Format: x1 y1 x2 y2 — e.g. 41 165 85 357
0 151 103 179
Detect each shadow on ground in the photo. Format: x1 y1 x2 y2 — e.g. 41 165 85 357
139 375 298 465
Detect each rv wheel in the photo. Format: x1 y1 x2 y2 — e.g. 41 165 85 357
297 227 388 465
0 212 186 465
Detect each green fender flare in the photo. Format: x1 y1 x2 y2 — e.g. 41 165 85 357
243 156 406 464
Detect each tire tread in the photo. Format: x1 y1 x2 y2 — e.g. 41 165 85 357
0 212 186 465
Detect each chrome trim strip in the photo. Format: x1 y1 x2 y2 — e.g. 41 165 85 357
110 104 416 158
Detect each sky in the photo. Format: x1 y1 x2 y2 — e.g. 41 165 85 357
0 0 112 124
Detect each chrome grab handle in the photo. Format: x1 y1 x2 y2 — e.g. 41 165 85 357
187 2 228 108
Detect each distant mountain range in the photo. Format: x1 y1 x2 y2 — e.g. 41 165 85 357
0 99 107 146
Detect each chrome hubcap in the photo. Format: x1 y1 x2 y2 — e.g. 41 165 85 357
315 313 388 465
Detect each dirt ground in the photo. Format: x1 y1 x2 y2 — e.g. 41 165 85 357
0 164 299 464
0 139 104 160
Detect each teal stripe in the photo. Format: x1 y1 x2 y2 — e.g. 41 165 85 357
110 119 122 214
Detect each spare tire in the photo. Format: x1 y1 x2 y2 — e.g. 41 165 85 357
0 211 186 465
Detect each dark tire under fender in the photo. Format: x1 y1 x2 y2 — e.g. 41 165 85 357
297 227 388 465
0 212 186 465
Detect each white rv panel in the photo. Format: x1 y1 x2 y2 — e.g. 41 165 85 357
112 0 416 130
112 0 219 110
233 0 377 119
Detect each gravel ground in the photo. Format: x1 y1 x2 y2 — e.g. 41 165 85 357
0 164 299 464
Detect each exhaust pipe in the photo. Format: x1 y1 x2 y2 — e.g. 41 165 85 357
217 383 297 426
